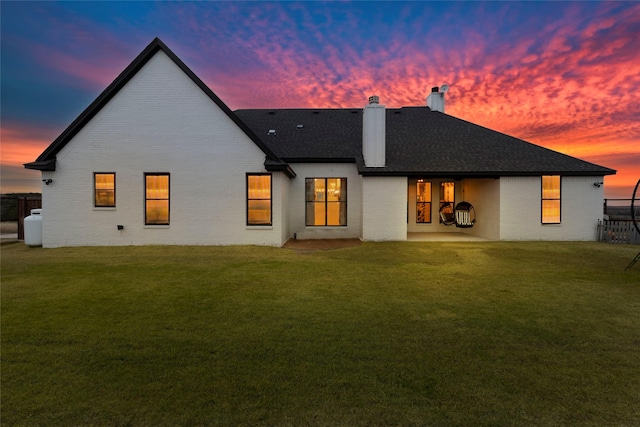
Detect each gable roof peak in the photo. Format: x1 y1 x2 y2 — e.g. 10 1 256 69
25 38 291 176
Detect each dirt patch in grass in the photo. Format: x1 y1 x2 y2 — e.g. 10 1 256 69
282 238 362 252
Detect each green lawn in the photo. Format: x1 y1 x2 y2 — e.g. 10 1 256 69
2 241 639 426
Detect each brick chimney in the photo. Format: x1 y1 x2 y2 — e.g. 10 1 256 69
363 95 386 167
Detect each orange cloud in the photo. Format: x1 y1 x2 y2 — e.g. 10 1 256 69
0 125 57 193
185 2 638 201
0 126 55 167
4 1 638 197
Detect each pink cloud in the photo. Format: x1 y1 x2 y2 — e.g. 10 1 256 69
5 2 638 195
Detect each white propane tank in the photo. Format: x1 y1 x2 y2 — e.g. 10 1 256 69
24 208 43 247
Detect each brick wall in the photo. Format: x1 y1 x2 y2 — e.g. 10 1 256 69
361 176 407 241
41 51 287 247
499 176 604 240
287 163 362 240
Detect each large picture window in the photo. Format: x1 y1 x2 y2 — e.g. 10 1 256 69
305 178 347 226
94 173 115 207
542 175 561 224
416 180 431 223
145 173 170 225
247 174 272 225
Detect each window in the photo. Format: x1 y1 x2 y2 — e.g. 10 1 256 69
439 181 455 223
247 174 272 225
542 175 561 224
94 173 115 207
145 173 170 225
416 180 431 223
305 178 347 226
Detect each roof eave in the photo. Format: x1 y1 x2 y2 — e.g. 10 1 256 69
265 159 296 178
24 158 56 171
283 157 356 164
358 169 617 177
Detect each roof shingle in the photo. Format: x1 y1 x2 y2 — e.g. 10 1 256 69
235 107 616 177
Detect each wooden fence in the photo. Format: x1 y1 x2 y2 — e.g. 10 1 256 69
597 220 640 244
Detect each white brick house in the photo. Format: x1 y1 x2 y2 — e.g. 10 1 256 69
26 38 616 247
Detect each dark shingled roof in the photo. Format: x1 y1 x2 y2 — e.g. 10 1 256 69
235 109 362 163
235 107 616 177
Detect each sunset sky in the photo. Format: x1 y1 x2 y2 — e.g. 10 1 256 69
2 1 639 198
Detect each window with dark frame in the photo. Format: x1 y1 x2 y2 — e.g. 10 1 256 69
541 175 561 224
439 181 455 223
305 178 347 226
94 173 115 207
145 173 170 225
247 174 272 225
416 180 431 223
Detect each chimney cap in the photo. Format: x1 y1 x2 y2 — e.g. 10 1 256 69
368 95 380 104
431 86 439 93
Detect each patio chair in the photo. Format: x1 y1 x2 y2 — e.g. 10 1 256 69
454 202 476 228
439 201 476 228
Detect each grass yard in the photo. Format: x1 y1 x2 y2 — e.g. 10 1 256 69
2 241 639 426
